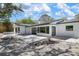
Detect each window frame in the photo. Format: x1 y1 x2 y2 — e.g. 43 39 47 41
66 25 73 31
39 27 46 33
15 27 20 33
37 26 49 34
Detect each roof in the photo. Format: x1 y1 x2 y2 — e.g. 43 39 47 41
15 20 79 27
32 20 79 26
51 20 79 24
15 23 32 27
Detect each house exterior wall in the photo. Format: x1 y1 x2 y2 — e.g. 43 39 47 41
15 25 26 34
18 26 26 34
34 22 79 38
55 22 79 38
15 22 79 38
75 23 79 38
25 27 32 34
34 25 52 37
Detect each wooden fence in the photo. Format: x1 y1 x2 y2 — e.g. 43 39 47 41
0 24 13 33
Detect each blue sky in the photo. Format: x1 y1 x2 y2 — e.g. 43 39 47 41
11 3 79 22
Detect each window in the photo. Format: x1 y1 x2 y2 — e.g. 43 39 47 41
66 25 73 31
17 27 20 32
15 27 20 33
37 26 49 34
39 27 45 33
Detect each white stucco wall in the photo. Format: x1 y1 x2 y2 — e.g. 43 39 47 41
15 22 79 38
55 22 79 38
15 24 32 35
25 27 32 34
75 23 79 38
35 22 79 38
15 25 26 34
19 26 26 34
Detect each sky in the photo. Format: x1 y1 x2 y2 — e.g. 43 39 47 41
11 3 79 22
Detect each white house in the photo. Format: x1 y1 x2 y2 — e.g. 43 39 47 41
11 14 79 38
13 15 79 38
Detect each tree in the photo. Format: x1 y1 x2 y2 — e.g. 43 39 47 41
0 3 23 32
0 3 23 19
16 17 35 24
75 14 79 21
39 14 54 23
58 17 67 21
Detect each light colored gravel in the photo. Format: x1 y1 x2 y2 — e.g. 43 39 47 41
65 38 79 43
0 35 79 56
0 33 4 38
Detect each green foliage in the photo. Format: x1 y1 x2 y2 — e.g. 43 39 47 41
39 14 54 23
58 17 67 21
16 17 35 24
0 3 23 32
0 3 23 19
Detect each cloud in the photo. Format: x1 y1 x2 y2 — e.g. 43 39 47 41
71 4 79 9
22 8 33 17
32 5 43 12
55 10 65 17
32 3 51 13
42 4 51 12
57 3 75 16
22 3 51 18
23 3 31 6
71 4 79 12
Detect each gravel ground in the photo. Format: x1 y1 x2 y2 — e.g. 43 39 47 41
0 35 79 56
0 33 3 37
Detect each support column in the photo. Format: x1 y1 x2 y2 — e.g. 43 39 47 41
13 24 16 36
49 25 52 36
